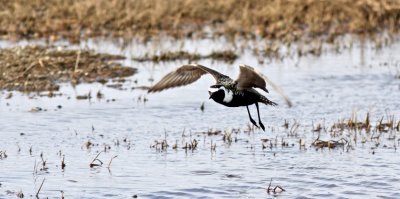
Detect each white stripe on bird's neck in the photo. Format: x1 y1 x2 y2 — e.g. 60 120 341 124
222 87 233 103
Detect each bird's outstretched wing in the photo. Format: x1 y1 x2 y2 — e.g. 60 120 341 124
235 64 269 93
237 64 293 107
148 63 226 93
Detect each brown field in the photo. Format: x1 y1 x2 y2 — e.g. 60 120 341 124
1 0 399 42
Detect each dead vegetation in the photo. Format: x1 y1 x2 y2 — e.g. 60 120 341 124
0 150 7 159
266 179 285 195
331 112 399 133
132 50 238 63
0 45 137 92
151 135 198 152
61 156 66 170
35 178 45 198
16 190 24 198
33 153 49 175
331 112 372 132
89 152 103 168
0 0 399 43
311 111 400 150
312 138 348 149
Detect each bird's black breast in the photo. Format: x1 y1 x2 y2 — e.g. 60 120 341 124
214 90 259 107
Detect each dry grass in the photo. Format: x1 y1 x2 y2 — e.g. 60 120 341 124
132 50 237 63
0 45 136 92
0 0 399 42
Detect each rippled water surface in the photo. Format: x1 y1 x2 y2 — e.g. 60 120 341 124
1 38 400 198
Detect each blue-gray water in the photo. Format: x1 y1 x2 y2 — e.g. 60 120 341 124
0 37 400 198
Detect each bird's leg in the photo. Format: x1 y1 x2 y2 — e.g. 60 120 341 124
255 102 265 131
246 106 259 128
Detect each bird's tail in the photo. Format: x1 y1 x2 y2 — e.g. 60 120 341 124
260 96 278 106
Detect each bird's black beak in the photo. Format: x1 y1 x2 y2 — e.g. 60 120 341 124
209 91 217 99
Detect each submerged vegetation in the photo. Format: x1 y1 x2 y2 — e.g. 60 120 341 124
0 150 7 159
0 0 399 43
146 112 400 153
0 45 136 92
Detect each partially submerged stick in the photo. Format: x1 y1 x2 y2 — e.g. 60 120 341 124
89 152 103 167
107 155 118 169
266 178 286 194
61 156 66 170
36 178 45 198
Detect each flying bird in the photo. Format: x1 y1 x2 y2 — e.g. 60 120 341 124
148 64 277 131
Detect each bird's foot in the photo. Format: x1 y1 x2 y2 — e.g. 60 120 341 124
250 119 259 128
259 122 265 131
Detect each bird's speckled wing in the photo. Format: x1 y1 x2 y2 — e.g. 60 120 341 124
235 64 269 93
148 64 228 93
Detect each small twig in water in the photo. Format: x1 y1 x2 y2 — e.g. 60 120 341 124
266 178 286 194
107 155 118 168
36 178 45 198
267 178 272 191
61 155 66 170
33 159 37 175
89 152 103 167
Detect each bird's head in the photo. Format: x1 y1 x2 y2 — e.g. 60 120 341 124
208 85 225 102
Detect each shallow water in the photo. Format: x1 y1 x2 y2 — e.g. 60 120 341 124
1 38 400 198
